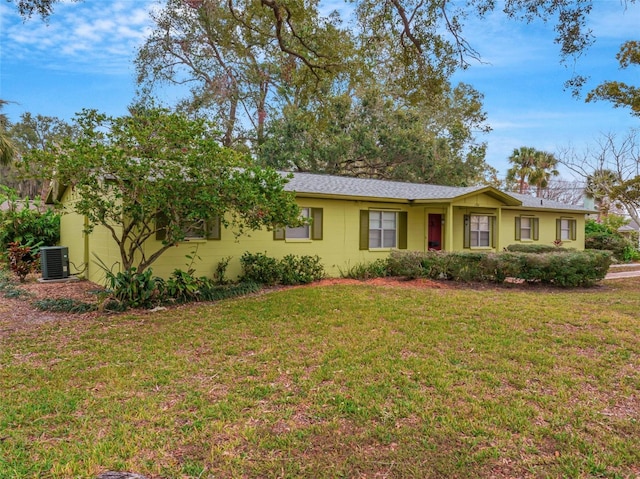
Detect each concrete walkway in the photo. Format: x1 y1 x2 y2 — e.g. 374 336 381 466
605 264 640 280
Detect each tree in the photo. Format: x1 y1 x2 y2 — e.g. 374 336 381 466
559 129 640 226
0 100 16 166
24 108 302 273
587 41 640 116
259 85 494 186
4 113 78 198
505 147 559 195
6 0 82 19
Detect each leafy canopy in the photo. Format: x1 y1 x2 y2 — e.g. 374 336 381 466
25 107 301 273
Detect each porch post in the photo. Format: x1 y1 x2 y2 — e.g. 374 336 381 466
445 203 454 251
496 208 502 251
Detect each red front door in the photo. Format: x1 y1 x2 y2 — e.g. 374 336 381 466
428 214 442 250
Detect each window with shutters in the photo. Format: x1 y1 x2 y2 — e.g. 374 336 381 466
274 207 323 241
470 215 490 247
359 210 408 250
557 218 577 241
515 216 539 241
156 214 221 241
369 210 397 248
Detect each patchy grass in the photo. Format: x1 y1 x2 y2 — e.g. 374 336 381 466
1 279 639 478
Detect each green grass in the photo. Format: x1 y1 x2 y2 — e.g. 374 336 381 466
1 278 639 478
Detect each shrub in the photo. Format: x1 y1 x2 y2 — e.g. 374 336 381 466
6 242 40 282
0 186 60 250
584 218 638 263
387 249 612 287
198 281 261 301
163 269 206 303
104 267 161 309
240 252 282 285
504 243 565 254
339 259 389 280
240 252 325 285
213 256 232 285
280 254 325 285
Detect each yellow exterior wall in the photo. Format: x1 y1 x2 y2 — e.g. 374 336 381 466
58 187 87 278
143 197 425 280
58 189 587 285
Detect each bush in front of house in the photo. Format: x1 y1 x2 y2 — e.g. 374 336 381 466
339 259 390 279
504 243 565 254
585 218 639 263
386 249 612 287
240 252 325 285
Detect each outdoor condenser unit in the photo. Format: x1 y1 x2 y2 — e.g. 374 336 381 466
40 246 70 280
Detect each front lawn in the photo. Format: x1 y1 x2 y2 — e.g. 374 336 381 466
1 279 639 478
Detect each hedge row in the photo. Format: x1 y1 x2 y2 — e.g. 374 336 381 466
386 249 612 287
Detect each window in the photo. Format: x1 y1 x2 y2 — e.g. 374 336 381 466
556 218 577 241
369 210 397 248
274 208 323 241
515 216 539 241
359 210 408 250
156 214 221 241
463 214 495 248
471 215 490 247
285 207 311 239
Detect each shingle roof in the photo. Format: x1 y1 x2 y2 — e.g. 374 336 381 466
280 171 594 213
282 172 483 200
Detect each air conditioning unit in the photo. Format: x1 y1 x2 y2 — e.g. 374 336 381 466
40 246 70 280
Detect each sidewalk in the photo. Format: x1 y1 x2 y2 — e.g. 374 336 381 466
605 264 640 280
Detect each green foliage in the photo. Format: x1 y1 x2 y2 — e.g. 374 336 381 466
239 252 281 285
0 186 60 250
387 249 612 287
339 259 389 280
24 108 301 273
213 256 232 285
6 242 39 282
587 40 640 117
585 218 638 262
279 254 325 285
33 298 97 313
104 267 160 309
162 269 206 304
504 243 565 254
240 252 325 285
0 267 29 298
260 87 494 186
505 146 559 195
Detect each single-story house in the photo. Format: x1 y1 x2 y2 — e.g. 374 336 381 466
53 172 593 283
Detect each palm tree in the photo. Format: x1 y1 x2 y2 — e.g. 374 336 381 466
529 151 560 197
506 146 538 194
506 147 559 196
0 100 16 166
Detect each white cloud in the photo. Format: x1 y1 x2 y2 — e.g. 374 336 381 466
1 0 156 75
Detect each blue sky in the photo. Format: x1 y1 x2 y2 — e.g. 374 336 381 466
1 0 638 179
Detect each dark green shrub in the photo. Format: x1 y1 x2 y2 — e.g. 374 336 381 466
163 269 206 303
585 232 634 261
240 252 282 285
386 249 611 287
104 267 160 309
